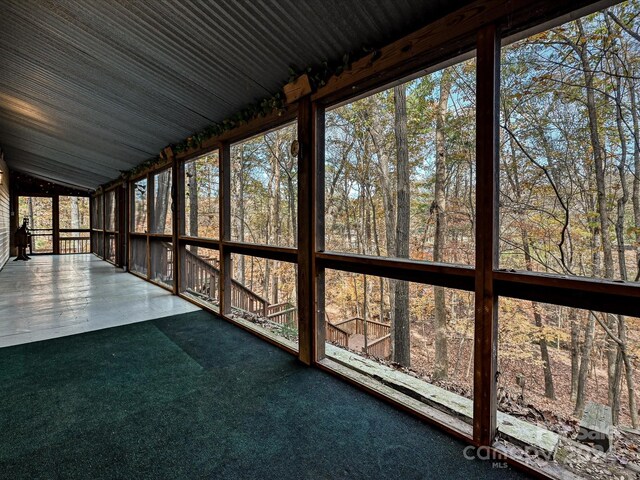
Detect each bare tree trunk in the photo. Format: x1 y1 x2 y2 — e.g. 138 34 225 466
186 162 199 257
270 138 282 305
238 148 246 284
629 72 640 280
524 232 555 399
154 170 171 234
433 71 452 381
575 227 600 415
392 84 410 367
620 313 639 427
570 308 580 402
71 196 79 232
576 20 618 411
574 311 597 417
593 311 639 428
28 196 34 232
611 49 629 423
187 163 198 237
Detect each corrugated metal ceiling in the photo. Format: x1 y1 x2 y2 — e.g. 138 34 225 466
0 0 468 189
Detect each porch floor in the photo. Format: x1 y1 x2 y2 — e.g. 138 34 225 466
0 254 199 348
0 310 531 479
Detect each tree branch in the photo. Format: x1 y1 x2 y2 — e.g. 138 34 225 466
502 125 575 275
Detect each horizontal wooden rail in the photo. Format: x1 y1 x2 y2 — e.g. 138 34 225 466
224 241 298 263
179 236 221 250
494 270 640 317
267 306 298 326
316 252 475 291
366 334 391 359
267 302 293 314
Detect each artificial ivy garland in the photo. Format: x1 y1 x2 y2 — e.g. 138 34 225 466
121 46 380 181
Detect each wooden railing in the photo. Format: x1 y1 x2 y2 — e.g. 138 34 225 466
266 302 298 327
326 322 349 347
333 317 391 339
27 228 53 254
60 236 91 254
231 281 269 316
328 316 392 359
154 242 174 283
183 250 392 355
184 249 269 315
366 334 391 359
184 249 220 303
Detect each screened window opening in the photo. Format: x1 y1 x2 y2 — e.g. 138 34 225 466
230 123 298 247
59 196 90 254
184 152 219 239
323 269 475 424
180 245 220 312
229 254 298 350
151 168 172 235
132 178 147 233
324 59 476 266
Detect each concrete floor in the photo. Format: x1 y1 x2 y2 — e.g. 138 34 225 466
0 254 200 348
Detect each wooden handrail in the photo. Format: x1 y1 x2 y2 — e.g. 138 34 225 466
184 249 269 312
366 334 391 359
367 334 391 348
326 321 349 347
267 302 291 312
333 317 389 328
326 322 349 336
267 307 296 317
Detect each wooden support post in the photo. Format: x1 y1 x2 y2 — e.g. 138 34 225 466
473 23 500 447
118 183 127 268
170 149 180 294
219 142 232 316
52 195 60 254
315 103 326 362
297 96 314 365
146 173 153 278
9 193 18 257
127 182 134 269
89 195 94 255
102 192 107 259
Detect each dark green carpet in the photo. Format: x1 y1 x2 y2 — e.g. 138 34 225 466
0 311 530 479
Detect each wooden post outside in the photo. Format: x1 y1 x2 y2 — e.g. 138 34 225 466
219 142 232 316
52 195 60 254
473 23 500 447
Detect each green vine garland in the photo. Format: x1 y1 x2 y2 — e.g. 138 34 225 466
120 45 380 182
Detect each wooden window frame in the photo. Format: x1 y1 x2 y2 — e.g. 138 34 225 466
127 166 174 291
174 120 302 352
118 1 639 477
